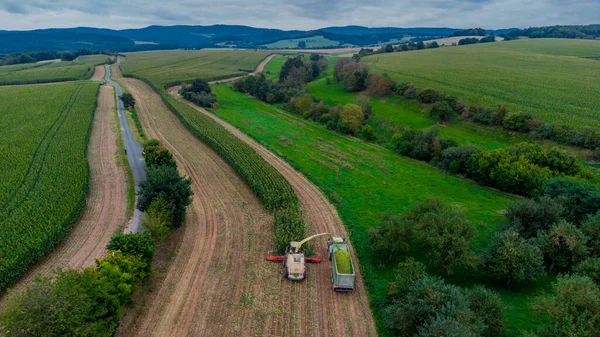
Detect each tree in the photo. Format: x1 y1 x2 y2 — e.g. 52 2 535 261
430 101 454 122
142 196 173 241
536 221 589 271
417 315 478 337
339 104 364 135
297 40 306 48
487 230 546 285
338 63 369 91
189 78 211 94
387 258 428 299
540 178 600 223
581 211 600 257
504 196 564 239
120 92 136 110
533 275 600 337
417 88 443 103
368 212 412 261
138 165 193 229
439 145 478 174
411 198 479 275
0 269 108 337
106 233 155 272
361 124 375 141
491 104 508 126
574 258 600 284
467 285 505 336
333 58 355 81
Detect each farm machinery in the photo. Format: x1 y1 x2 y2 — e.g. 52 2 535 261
266 233 355 291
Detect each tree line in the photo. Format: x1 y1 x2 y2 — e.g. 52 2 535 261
0 48 110 66
506 25 600 40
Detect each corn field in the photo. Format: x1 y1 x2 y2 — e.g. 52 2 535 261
0 82 99 292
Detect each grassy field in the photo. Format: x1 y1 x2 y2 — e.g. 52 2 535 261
207 84 534 335
363 39 600 130
0 55 107 85
264 35 344 49
306 70 591 160
262 55 287 79
0 81 99 293
120 50 270 88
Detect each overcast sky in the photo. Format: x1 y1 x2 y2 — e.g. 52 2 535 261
0 0 598 31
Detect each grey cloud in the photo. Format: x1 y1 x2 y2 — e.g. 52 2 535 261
0 0 598 30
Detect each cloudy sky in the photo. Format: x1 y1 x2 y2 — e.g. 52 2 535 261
0 0 598 31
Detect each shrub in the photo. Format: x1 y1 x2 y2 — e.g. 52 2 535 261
533 275 600 337
181 90 217 108
338 63 370 91
581 212 600 257
142 197 172 241
366 73 396 96
338 104 364 135
361 124 375 141
387 258 428 299
395 82 414 96
491 104 508 126
333 58 354 81
143 140 177 169
536 221 589 271
574 258 600 284
416 315 478 337
472 108 494 125
467 285 505 336
503 112 535 132
505 196 564 239
429 101 455 122
540 177 600 223
439 145 478 174
417 88 443 103
410 198 479 275
487 230 546 285
120 92 136 110
368 212 412 261
106 233 155 272
404 87 417 99
189 78 211 94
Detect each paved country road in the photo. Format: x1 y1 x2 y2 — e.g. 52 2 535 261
105 64 146 233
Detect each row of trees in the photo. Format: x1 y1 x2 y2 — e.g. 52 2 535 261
453 28 488 36
355 40 440 60
0 48 104 66
506 25 600 39
181 78 218 108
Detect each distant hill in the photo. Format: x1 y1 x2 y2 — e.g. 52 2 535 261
0 24 590 54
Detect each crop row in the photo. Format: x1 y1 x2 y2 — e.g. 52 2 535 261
123 72 305 252
0 82 99 293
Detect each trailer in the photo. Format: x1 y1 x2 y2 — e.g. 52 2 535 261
327 237 355 292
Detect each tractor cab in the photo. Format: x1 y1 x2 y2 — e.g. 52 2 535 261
284 241 306 280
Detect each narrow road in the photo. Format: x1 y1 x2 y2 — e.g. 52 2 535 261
105 64 146 233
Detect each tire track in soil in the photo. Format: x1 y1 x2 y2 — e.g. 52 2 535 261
2 85 128 292
169 85 378 337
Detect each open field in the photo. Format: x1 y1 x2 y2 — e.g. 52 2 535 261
420 35 505 46
0 55 108 85
264 35 345 49
206 84 517 334
115 72 377 336
0 81 99 293
1 85 129 296
363 39 600 130
120 49 270 87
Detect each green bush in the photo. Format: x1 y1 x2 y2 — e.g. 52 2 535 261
417 88 443 103
581 212 600 257
505 196 564 239
540 178 600 223
106 233 155 272
487 230 546 285
429 101 455 122
467 285 505 336
574 258 600 284
536 220 589 271
368 212 412 261
142 196 173 241
439 145 478 174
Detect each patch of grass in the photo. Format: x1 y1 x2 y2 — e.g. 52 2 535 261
362 39 600 130
211 84 516 335
262 55 287 80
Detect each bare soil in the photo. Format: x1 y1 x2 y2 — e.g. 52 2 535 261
91 65 106 81
113 68 376 336
3 85 128 292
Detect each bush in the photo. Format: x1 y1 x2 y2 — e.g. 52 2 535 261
540 178 600 223
368 212 412 261
366 73 396 96
395 82 414 96
574 258 600 284
536 220 589 271
471 108 494 125
409 198 479 275
439 145 478 174
338 104 364 135
361 124 375 141
181 90 217 108
138 165 193 229
338 63 370 91
581 212 600 257
106 233 155 272
120 92 136 110
142 196 173 241
505 196 564 239
487 230 546 284
533 275 600 337
387 258 428 299
491 104 508 126
430 101 455 122
503 112 535 132
467 285 505 336
417 88 443 103
333 58 355 81
416 315 478 337
404 87 417 99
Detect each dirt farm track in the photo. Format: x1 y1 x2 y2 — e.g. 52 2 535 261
113 64 377 336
